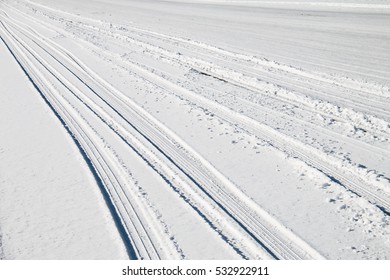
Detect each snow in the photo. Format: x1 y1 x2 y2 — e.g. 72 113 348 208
0 0 389 259
0 41 128 259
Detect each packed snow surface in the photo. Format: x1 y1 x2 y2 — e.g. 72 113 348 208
0 0 389 259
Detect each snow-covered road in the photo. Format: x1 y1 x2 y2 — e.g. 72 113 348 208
0 0 389 259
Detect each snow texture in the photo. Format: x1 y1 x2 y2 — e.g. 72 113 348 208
0 0 389 259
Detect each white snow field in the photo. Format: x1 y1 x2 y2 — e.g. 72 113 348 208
0 0 389 260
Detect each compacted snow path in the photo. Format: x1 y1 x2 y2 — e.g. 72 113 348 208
0 0 389 259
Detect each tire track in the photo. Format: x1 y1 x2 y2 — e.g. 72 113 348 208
0 18 183 260
2 0 389 259
1 9 329 260
9 0 389 211
63 27 390 213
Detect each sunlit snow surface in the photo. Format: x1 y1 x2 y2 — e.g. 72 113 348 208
0 0 389 259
